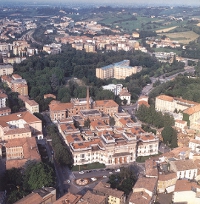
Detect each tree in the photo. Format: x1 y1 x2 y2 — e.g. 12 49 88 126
23 161 55 191
161 126 178 148
84 118 91 128
109 116 115 126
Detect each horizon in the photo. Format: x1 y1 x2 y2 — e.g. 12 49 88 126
1 0 200 7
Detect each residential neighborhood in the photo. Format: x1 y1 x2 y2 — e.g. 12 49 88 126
1 2 200 204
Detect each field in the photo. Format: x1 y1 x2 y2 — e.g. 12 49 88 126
158 31 199 44
156 26 177 33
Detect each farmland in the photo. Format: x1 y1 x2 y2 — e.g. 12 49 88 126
157 31 199 44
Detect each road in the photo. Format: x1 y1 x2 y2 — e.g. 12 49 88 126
142 66 195 96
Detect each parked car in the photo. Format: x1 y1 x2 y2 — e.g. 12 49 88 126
67 180 70 183
115 169 120 172
91 177 97 181
79 171 84 174
103 175 107 178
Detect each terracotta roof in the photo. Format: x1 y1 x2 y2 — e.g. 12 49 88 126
6 159 27 170
156 95 173 102
71 138 103 150
12 74 22 79
90 120 106 129
53 192 82 204
133 177 157 193
174 180 199 192
129 191 151 204
0 111 41 127
0 93 7 99
170 160 197 171
139 134 156 141
80 190 106 204
138 101 150 107
93 182 124 198
14 192 43 204
175 120 187 124
183 104 200 115
49 101 73 111
44 94 56 99
95 100 118 107
145 159 158 177
66 134 83 144
158 172 176 181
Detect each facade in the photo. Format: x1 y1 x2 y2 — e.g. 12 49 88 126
96 60 142 80
0 64 13 76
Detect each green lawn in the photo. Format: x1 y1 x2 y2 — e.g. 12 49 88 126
72 162 106 171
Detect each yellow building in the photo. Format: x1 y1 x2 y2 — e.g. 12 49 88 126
96 60 142 80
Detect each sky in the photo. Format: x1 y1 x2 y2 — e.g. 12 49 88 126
1 0 200 6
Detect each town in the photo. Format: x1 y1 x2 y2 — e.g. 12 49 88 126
0 2 200 204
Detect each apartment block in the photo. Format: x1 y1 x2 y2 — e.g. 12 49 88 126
0 64 13 76
96 60 142 80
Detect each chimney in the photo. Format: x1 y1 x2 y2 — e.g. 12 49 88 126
87 86 89 109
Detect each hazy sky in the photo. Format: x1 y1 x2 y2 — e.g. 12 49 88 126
1 0 200 6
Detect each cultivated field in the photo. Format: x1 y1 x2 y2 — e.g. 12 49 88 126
156 26 177 33
158 31 199 44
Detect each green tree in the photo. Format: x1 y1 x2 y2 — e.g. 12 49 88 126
23 161 55 191
109 116 115 126
84 118 91 128
161 126 178 148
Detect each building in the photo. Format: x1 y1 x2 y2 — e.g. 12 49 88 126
96 60 142 80
157 172 177 193
155 95 200 127
0 111 42 141
169 159 198 180
14 187 56 204
0 64 13 76
93 182 125 204
173 180 200 204
0 92 7 108
102 84 123 95
19 95 39 114
53 192 82 204
5 137 41 169
119 87 131 105
11 78 28 96
137 133 159 157
129 176 158 204
78 190 106 204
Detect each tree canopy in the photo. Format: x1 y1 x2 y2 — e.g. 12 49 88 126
161 126 178 148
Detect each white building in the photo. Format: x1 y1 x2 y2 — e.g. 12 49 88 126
0 93 7 108
169 160 198 180
102 84 123 95
119 87 131 105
